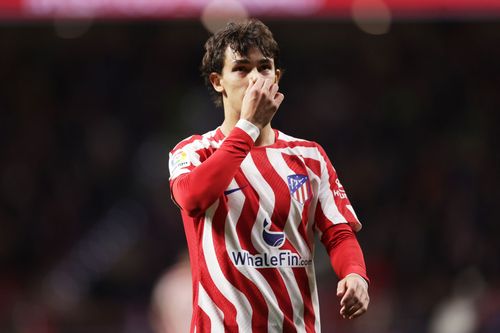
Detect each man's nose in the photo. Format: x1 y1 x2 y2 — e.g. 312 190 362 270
248 68 262 81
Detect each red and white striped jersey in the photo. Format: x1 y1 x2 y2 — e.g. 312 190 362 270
169 121 366 333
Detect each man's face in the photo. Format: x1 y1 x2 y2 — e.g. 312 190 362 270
211 46 280 113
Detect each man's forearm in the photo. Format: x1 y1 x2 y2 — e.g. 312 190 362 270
323 223 369 283
171 121 258 217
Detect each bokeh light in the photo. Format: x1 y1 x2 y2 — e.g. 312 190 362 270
201 0 249 33
352 0 392 35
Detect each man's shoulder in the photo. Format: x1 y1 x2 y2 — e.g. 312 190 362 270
170 128 222 153
275 130 333 164
276 130 320 149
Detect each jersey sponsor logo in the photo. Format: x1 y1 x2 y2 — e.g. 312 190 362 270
230 219 312 268
231 250 312 268
287 174 311 204
262 219 285 248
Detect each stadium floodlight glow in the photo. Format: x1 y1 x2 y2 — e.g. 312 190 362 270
1 0 500 19
201 0 249 34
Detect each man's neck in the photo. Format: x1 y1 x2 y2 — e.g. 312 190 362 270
220 118 275 147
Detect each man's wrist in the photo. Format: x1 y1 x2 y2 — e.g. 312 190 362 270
345 273 369 288
235 119 260 142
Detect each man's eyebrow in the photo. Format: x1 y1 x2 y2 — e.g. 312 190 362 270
231 58 272 65
232 59 251 64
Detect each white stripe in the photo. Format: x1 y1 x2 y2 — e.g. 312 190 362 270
198 283 225 332
224 178 285 332
171 129 221 152
266 149 327 332
202 129 219 139
276 131 307 143
183 135 224 153
242 153 307 333
202 200 253 332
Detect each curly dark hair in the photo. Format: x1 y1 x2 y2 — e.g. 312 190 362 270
200 19 281 107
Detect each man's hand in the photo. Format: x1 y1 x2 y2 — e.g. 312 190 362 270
240 77 284 129
336 273 369 320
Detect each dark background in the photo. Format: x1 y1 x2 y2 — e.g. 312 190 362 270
1 19 499 332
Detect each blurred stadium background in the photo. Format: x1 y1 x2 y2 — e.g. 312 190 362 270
1 0 500 332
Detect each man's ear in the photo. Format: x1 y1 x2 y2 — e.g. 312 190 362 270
209 73 224 93
275 69 282 83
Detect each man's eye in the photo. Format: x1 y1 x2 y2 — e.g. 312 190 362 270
233 67 247 72
259 66 272 71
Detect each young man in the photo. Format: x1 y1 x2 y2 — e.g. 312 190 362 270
169 19 369 332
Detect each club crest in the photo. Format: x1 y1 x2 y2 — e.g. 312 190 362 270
287 174 311 204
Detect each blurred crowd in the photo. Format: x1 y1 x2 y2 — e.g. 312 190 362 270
0 21 499 333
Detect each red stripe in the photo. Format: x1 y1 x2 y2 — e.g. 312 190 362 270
196 306 212 333
212 181 270 332
234 172 260 256
193 215 237 332
299 179 313 239
303 157 322 178
181 210 237 332
208 201 243 333
292 267 317 333
314 202 332 234
281 153 313 249
180 210 201 332
198 258 237 332
235 169 297 333
301 154 323 230
251 149 291 227
251 150 297 255
272 139 318 150
280 154 317 331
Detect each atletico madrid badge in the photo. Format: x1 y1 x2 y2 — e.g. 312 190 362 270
287 174 311 204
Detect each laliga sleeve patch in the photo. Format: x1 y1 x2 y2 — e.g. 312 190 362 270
169 149 191 175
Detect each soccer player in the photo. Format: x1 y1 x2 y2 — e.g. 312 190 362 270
168 19 370 332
